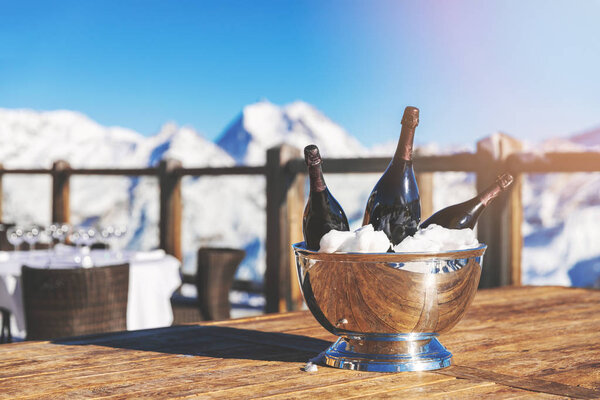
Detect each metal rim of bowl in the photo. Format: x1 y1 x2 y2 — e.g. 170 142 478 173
292 241 487 262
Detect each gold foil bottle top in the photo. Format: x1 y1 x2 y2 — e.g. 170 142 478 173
496 173 514 190
401 106 420 128
304 144 322 166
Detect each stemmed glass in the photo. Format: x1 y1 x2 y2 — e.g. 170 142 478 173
38 226 54 250
23 226 40 256
44 224 58 248
106 226 127 260
98 226 114 259
7 226 24 251
68 228 84 265
81 227 97 249
110 226 127 259
69 227 96 267
99 225 114 244
52 224 70 246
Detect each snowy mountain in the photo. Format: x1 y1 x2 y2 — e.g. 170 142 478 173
1 103 599 288
568 126 600 149
217 101 368 164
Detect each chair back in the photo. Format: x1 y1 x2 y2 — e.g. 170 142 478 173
22 263 129 341
196 248 245 320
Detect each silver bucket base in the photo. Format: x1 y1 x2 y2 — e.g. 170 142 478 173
323 333 452 372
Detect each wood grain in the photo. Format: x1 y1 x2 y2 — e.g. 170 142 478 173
158 159 183 261
51 160 70 224
0 286 598 399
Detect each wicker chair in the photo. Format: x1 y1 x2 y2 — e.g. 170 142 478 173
22 263 129 341
171 248 245 323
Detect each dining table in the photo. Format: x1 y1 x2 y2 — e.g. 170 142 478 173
0 286 598 399
0 246 181 339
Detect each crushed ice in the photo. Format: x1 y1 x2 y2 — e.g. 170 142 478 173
318 224 479 254
319 224 390 253
393 224 479 253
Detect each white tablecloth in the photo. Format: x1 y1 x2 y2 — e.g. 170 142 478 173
0 248 181 339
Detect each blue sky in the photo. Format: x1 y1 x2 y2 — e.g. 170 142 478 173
1 0 599 147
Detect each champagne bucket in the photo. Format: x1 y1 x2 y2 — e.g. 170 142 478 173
293 242 486 372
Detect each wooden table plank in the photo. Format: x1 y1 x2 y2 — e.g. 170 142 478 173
351 379 565 399
438 286 600 397
438 366 599 399
0 286 598 399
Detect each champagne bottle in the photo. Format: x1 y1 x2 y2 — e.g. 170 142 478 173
303 145 350 250
420 173 514 230
362 106 421 245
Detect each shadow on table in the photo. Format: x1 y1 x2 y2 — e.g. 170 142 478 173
52 325 332 363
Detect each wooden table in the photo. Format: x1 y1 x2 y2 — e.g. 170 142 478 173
1 286 599 399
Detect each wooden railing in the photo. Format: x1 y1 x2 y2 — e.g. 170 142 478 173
1 133 599 314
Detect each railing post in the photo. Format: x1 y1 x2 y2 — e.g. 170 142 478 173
476 133 523 287
287 162 305 310
414 149 435 221
52 160 71 223
159 159 182 261
416 173 434 220
265 144 303 313
0 164 3 221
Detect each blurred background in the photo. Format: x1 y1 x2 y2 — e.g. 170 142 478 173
1 0 600 297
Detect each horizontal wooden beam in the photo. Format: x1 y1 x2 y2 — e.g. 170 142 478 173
414 153 482 173
0 168 157 176
176 166 267 177
286 152 482 174
0 169 52 175
1 151 599 178
506 152 600 173
69 168 157 176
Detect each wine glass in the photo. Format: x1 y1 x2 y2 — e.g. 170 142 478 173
81 227 97 267
44 224 59 247
110 226 127 260
37 227 53 256
68 228 84 264
82 228 97 247
99 225 114 244
98 226 114 259
52 223 70 246
68 227 97 267
7 226 24 251
23 225 40 251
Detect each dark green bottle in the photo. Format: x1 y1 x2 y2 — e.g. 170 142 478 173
302 145 349 250
420 173 514 230
363 106 421 245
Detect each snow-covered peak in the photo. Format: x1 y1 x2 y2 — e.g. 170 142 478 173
0 108 145 168
540 125 600 153
0 109 234 169
570 126 600 148
159 124 235 168
217 100 367 164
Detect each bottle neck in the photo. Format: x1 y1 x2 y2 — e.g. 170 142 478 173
393 125 416 162
478 181 504 206
308 163 326 192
